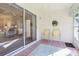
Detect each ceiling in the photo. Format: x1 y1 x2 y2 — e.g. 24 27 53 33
17 3 74 15
0 3 32 20
0 4 23 18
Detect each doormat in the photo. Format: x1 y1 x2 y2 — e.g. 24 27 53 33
65 42 75 48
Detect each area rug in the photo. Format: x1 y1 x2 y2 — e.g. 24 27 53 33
29 44 62 56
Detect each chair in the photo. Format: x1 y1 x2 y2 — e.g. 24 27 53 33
52 28 61 40
42 29 50 39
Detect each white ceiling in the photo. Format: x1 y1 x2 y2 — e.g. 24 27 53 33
17 3 75 16
31 3 72 10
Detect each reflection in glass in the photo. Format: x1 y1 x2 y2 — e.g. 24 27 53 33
25 13 33 45
0 3 36 56
0 4 24 55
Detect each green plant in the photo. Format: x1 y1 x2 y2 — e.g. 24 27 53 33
52 20 58 26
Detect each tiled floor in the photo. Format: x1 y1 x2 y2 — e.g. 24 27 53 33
15 39 79 56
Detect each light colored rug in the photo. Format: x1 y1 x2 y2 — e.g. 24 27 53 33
29 44 63 56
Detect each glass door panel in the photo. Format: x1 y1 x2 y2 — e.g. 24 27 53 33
0 3 36 56
0 3 24 56
25 11 36 45
74 16 79 41
25 12 33 45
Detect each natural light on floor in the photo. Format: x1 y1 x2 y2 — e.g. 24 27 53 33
3 39 19 48
48 48 71 56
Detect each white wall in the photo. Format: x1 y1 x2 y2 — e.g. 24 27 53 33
17 3 73 43
38 10 73 43
49 10 73 43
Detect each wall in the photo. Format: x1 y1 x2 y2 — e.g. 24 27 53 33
37 10 73 43
17 3 73 43
49 10 73 43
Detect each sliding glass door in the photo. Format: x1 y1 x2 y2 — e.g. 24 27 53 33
74 16 79 41
25 11 36 45
0 3 36 56
0 3 24 56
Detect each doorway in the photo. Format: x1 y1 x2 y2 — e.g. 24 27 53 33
25 10 36 45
